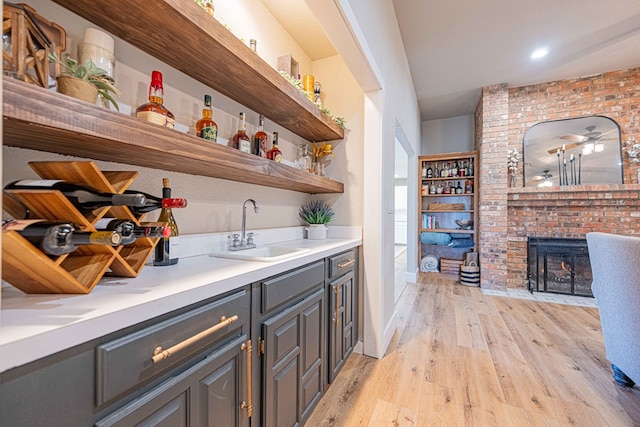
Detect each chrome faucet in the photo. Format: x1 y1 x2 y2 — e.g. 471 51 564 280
229 199 259 251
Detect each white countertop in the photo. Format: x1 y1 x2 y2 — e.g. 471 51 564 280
0 226 361 373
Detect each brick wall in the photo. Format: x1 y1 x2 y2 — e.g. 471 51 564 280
477 67 640 290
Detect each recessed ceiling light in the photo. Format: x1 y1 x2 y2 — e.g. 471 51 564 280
531 47 548 59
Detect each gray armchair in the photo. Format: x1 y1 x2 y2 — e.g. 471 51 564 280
586 232 640 387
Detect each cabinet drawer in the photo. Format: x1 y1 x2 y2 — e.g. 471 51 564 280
328 249 357 280
95 287 250 405
261 261 324 313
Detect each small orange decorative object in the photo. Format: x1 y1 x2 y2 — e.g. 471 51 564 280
2 3 66 87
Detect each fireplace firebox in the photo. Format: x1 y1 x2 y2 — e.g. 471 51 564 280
527 237 593 297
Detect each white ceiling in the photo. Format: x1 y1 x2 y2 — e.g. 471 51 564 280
265 1 640 122
392 0 640 120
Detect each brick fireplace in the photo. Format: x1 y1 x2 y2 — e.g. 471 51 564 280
475 67 640 291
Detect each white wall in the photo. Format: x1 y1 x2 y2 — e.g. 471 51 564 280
2 1 363 237
319 0 421 357
422 115 474 154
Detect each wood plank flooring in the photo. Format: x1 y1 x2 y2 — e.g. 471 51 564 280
305 274 640 426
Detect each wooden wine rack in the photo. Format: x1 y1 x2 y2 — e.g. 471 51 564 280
2 161 162 294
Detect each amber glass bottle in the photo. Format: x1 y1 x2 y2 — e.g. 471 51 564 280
232 112 251 153
136 71 175 129
196 94 218 142
253 114 268 157
267 131 282 162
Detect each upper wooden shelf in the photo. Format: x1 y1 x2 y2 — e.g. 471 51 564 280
51 0 344 143
3 78 344 194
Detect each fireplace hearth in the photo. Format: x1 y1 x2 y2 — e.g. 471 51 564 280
527 237 593 297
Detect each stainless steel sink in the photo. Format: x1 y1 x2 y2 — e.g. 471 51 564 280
209 246 311 262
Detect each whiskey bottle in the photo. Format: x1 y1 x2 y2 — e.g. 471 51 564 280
196 94 218 142
253 114 268 157
136 71 175 129
267 132 283 162
232 112 252 153
3 219 122 256
421 162 427 178
154 178 179 266
426 163 433 178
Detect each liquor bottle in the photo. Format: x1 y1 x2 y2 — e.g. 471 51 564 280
421 162 427 178
267 131 283 162
443 182 452 194
253 114 268 157
136 70 175 129
3 219 122 256
468 158 474 176
455 181 463 194
434 163 440 178
426 163 433 178
195 94 218 142
465 178 474 194
451 161 458 177
154 178 179 266
94 218 171 245
441 163 449 177
232 112 251 153
4 180 148 213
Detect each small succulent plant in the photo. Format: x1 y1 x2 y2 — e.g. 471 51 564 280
299 200 335 225
48 52 120 111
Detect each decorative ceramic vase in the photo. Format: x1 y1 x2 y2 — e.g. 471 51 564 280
306 224 327 240
56 76 98 104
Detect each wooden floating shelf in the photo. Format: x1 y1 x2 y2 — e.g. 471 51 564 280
51 0 344 143
3 78 344 194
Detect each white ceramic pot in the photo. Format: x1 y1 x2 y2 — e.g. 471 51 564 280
306 224 327 240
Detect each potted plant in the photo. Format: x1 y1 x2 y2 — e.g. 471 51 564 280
48 52 119 110
299 200 334 239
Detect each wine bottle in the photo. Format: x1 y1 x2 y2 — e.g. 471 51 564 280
196 94 218 142
124 191 188 215
253 114 268 157
267 131 282 162
135 70 175 129
3 219 122 256
154 178 179 266
4 180 148 212
94 218 171 245
232 112 251 153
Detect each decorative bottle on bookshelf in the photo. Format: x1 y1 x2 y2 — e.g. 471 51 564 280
267 131 283 162
136 71 175 129
3 219 122 256
232 112 252 153
253 114 268 157
94 218 171 245
154 178 179 266
196 94 218 142
421 162 427 178
4 180 147 213
426 163 433 178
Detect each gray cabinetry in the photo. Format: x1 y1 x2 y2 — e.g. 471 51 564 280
327 248 359 383
0 286 251 427
253 260 326 427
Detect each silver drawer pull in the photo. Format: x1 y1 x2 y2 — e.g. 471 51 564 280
152 315 239 363
337 259 356 269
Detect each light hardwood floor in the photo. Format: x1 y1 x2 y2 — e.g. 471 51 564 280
305 274 640 426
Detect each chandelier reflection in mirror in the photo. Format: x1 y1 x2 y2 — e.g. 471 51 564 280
523 116 623 187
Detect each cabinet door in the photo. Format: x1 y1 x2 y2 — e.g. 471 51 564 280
328 271 355 383
262 289 324 427
95 335 250 427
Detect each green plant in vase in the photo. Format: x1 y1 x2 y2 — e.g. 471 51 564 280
299 200 334 240
48 52 120 110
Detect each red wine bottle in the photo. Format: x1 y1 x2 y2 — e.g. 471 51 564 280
125 193 187 215
4 180 147 212
94 218 171 245
154 178 179 266
3 219 122 256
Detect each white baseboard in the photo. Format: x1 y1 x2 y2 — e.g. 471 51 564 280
406 268 418 283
